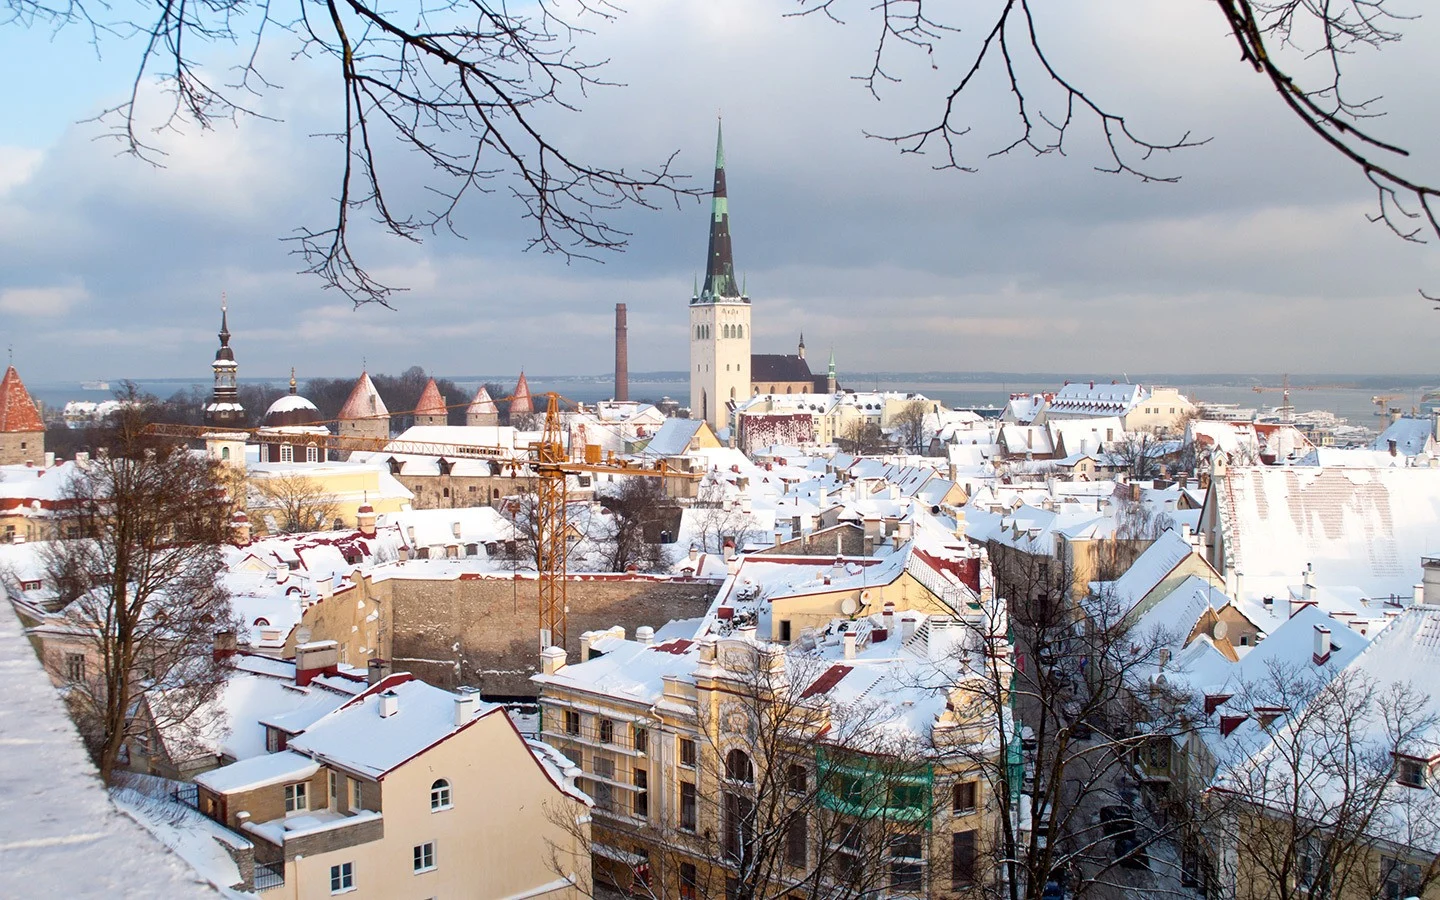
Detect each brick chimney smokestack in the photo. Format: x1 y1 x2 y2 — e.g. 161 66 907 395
614 303 629 402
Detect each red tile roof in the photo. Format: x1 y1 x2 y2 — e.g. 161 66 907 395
338 372 389 419
0 367 43 433
510 372 533 415
414 378 447 417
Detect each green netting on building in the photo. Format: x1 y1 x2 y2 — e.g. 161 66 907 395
815 747 935 826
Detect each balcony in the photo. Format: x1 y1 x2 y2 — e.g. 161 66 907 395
241 809 384 862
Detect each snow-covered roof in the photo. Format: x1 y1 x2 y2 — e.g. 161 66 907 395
286 675 497 779
1046 382 1143 417
0 606 217 897
265 393 319 416
1091 528 1204 621
1214 466 1440 598
194 749 320 793
640 418 706 458
1371 416 1436 458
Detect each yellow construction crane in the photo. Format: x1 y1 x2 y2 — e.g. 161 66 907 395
145 391 698 652
1371 394 1403 419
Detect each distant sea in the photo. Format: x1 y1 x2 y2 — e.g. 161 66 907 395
31 373 1438 436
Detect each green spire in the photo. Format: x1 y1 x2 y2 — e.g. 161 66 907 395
828 348 836 377
716 118 725 171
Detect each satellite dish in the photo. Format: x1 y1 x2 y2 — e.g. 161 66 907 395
296 627 313 644
840 597 859 615
1212 620 1229 640
860 589 873 603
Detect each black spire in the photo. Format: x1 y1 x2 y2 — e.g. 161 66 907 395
700 120 742 301
215 293 235 363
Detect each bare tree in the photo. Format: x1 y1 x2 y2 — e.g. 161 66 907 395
595 477 671 573
793 0 1440 298
963 544 1209 899
38 397 240 782
7 0 694 304
836 419 887 455
1111 431 1169 481
251 472 341 534
891 400 932 456
545 639 971 900
690 476 760 556
1208 663 1440 900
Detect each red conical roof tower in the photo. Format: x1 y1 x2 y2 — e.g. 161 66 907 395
0 366 44 434
414 378 448 427
510 372 534 417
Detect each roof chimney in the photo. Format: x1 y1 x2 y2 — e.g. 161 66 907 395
454 689 479 727
212 630 238 662
1312 624 1331 666
842 630 857 660
636 626 655 646
367 658 392 685
378 690 399 718
541 645 567 675
295 640 340 686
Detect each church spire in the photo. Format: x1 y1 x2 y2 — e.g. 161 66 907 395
700 119 741 301
205 293 244 427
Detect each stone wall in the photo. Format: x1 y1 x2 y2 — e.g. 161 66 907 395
387 574 722 697
0 430 43 466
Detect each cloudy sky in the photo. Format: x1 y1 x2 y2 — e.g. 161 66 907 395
1 0 1437 382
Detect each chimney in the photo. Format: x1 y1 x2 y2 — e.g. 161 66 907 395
842 630 857 660
231 511 251 547
882 601 896 632
43 451 54 468
1312 624 1331 665
723 536 737 562
451 521 462 539
863 534 876 556
773 530 783 548
1415 582 1425 605
636 625 655 645
1199 472 1211 491
295 640 340 686
900 616 917 643
378 690 400 718
367 658 392 685
212 630 238 662
954 510 968 541
614 303 629 402
831 555 846 583
688 544 699 562
356 504 376 538
541 645 567 675
1389 439 1398 457
454 689 479 727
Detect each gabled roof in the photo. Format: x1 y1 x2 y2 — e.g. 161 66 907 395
1371 416 1436 458
414 378 447 417
0 366 43 433
338 372 389 419
751 354 813 383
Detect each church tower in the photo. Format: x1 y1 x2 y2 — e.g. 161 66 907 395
689 120 751 431
205 294 246 428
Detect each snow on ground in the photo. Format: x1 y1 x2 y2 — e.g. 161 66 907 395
0 603 216 898
111 775 251 898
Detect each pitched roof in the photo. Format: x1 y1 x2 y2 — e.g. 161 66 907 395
414 378 447 417
0 366 43 433
467 385 498 415
510 372 533 415
338 372 389 419
751 354 813 383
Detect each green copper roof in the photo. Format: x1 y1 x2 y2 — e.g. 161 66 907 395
700 118 742 301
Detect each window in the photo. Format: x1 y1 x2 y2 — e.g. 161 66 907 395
329 770 338 809
1146 737 1171 771
952 830 976 887
593 757 615 812
787 763 808 794
1382 855 1422 900
1296 835 1326 895
285 781 308 813
785 815 807 868
306 445 319 463
64 653 85 683
564 709 581 736
779 620 791 642
725 749 754 783
350 777 364 811
329 862 354 893
633 726 648 754
413 841 436 873
279 443 294 463
1396 757 1426 788
220 446 230 461
599 718 614 744
833 824 862 882
633 768 649 818
953 780 978 816
680 863 699 900
723 792 755 861
679 737 696 767
680 781 697 832
430 778 451 811
890 833 924 891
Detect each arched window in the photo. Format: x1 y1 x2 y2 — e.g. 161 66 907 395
220 446 231 461
279 443 294 463
253 617 270 627
737 324 744 339
726 749 754 784
306 445 319 463
431 778 452 811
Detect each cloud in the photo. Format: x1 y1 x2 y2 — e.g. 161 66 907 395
0 282 89 317
0 147 43 196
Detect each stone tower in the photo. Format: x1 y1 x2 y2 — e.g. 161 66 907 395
414 378 448 427
204 295 246 428
689 120 751 431
338 370 390 447
0 365 44 465
466 385 499 427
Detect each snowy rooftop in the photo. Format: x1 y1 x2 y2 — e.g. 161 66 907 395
0 607 217 897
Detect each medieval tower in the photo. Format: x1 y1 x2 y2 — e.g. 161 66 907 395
689 121 751 431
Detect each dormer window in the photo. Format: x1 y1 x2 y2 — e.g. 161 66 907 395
1396 756 1427 789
